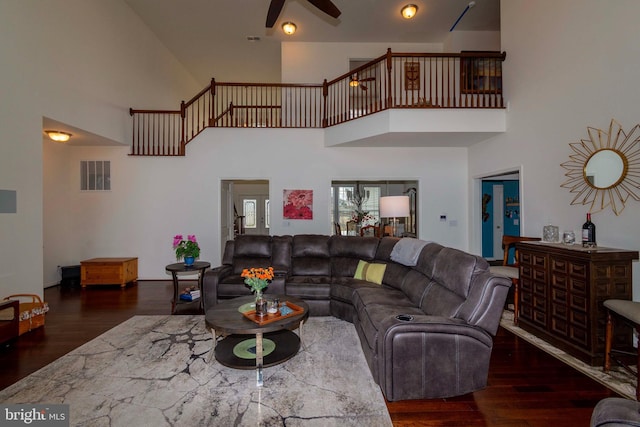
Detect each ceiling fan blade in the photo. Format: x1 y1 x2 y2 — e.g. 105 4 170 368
306 0 341 19
266 0 286 28
360 77 375 82
360 84 368 91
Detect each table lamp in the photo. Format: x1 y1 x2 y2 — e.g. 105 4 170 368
380 196 410 237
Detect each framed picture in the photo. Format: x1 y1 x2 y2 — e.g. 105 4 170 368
461 54 502 94
283 189 313 220
404 62 420 91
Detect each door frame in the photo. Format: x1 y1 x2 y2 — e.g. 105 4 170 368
491 184 504 259
471 166 524 258
220 179 270 251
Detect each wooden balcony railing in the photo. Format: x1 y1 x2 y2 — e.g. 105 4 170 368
130 49 505 156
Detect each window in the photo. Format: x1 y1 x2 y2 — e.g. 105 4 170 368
244 199 257 228
265 199 270 229
331 183 381 233
242 198 270 230
80 161 111 191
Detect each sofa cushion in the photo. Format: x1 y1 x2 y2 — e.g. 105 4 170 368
352 286 415 313
380 262 411 291
330 277 380 302
232 235 273 274
291 257 331 276
420 247 484 317
286 276 331 300
221 240 234 265
434 247 486 297
329 235 379 258
412 243 445 277
291 235 331 276
329 236 379 278
420 282 466 318
352 286 420 352
330 256 361 278
271 235 292 272
234 235 272 257
374 237 400 261
292 234 330 257
354 260 386 284
232 257 273 275
400 269 432 306
390 238 430 266
217 275 253 298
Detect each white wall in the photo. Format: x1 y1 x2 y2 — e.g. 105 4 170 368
282 42 442 83
42 127 468 281
1 0 200 296
443 31 501 52
468 0 640 297
38 36 474 285
12 0 640 298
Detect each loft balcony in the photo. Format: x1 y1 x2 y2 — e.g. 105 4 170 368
129 50 506 156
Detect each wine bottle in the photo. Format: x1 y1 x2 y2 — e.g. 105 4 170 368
582 213 596 247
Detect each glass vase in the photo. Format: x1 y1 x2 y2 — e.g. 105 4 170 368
255 290 267 317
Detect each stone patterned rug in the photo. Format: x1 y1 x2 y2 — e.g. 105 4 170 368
500 311 636 399
0 316 392 426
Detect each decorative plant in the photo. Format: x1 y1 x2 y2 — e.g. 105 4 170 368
347 187 375 225
351 210 374 225
241 267 274 299
173 234 200 260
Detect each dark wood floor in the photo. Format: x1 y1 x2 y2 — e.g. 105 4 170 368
0 281 618 426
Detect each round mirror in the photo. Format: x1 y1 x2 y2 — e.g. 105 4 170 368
584 149 627 189
562 120 640 215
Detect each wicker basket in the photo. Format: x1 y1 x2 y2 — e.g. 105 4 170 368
3 294 48 335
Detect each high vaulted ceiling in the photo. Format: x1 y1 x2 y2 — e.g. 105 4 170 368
124 0 500 85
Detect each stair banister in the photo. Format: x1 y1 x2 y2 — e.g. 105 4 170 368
129 49 507 156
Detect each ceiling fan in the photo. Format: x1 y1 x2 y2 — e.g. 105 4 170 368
350 73 375 91
266 0 341 28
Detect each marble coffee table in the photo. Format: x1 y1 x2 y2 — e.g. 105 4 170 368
205 294 309 386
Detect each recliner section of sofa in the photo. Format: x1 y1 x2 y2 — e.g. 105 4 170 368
203 235 285 309
286 234 333 315
203 233 511 401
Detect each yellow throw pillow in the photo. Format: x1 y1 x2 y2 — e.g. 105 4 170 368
354 260 386 285
354 260 368 280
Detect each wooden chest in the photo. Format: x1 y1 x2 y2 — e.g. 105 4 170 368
81 257 138 288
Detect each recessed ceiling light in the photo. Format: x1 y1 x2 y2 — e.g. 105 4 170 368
401 4 418 19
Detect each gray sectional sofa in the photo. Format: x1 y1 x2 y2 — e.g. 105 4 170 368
203 234 511 401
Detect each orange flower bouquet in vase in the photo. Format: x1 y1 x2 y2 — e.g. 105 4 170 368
241 267 274 317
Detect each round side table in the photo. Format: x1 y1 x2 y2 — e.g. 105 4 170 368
165 261 211 314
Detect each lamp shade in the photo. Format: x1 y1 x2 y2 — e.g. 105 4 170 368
380 196 410 218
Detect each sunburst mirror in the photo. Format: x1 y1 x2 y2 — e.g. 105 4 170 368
561 119 640 215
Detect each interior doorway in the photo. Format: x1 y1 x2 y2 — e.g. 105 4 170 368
331 180 418 236
479 171 520 260
220 180 269 253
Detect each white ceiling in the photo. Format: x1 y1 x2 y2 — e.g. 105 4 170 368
44 1 500 146
43 117 126 147
124 0 500 85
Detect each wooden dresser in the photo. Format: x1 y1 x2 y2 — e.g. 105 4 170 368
516 242 638 366
81 257 138 288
